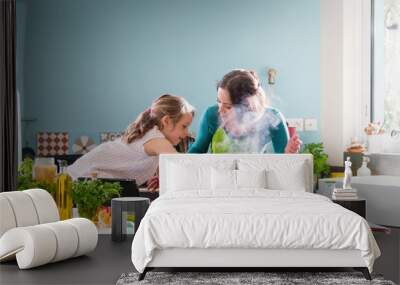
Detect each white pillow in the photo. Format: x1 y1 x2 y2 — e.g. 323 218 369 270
238 158 309 192
166 159 236 192
167 162 211 191
211 168 237 190
236 169 267 189
265 162 307 191
211 169 268 190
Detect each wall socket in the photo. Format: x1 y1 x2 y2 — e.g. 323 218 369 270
286 118 304 131
304 118 318 131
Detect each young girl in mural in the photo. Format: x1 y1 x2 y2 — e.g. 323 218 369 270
188 69 301 154
67 94 195 190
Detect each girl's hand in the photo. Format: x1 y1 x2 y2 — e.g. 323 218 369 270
285 134 302 154
147 176 159 192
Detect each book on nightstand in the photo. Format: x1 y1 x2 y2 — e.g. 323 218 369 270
332 187 359 200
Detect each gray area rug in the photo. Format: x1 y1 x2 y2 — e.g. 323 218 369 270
116 271 396 285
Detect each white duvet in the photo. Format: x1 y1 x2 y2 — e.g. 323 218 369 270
131 190 380 273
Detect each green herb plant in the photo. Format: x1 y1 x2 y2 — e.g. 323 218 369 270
72 180 121 220
302 143 331 179
17 158 56 194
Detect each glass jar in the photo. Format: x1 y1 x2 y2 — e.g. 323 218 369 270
32 157 57 183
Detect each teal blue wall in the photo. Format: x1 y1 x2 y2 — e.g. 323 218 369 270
18 0 321 151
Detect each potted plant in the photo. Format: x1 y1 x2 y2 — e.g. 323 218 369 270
72 179 121 220
302 143 330 190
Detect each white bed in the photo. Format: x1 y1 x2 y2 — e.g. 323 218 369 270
131 154 380 280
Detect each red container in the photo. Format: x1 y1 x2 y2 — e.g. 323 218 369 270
288 126 297 138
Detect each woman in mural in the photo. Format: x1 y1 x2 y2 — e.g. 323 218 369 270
146 70 302 191
188 69 301 154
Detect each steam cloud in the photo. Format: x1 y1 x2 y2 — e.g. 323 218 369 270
215 104 283 153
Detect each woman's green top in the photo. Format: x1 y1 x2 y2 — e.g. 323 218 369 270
188 105 289 154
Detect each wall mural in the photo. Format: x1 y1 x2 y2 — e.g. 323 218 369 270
72 136 97 154
37 132 69 156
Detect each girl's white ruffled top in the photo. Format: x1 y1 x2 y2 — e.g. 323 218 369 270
67 126 164 185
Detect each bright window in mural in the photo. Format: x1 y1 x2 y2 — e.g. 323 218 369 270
373 0 400 132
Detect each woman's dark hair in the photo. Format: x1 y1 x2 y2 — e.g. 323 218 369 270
217 69 268 113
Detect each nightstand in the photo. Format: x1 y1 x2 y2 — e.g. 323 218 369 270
111 197 150 242
332 198 366 218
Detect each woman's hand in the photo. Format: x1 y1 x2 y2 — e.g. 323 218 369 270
285 134 302 153
147 176 159 192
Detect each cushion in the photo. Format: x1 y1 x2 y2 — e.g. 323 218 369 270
265 164 307 191
24 189 60 223
236 169 267 189
0 225 57 269
160 155 237 194
211 168 237 190
0 196 16 237
42 221 79 262
0 192 39 227
211 169 267 191
167 163 211 191
167 159 235 192
0 189 98 270
0 218 97 269
0 190 60 238
238 158 308 191
64 218 98 257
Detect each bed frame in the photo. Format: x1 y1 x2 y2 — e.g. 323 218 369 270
138 154 372 281
140 248 371 280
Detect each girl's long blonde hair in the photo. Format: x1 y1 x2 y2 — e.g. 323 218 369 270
122 94 195 144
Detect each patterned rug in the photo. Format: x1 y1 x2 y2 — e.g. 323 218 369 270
116 271 396 285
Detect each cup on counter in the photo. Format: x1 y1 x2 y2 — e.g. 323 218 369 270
288 126 297 138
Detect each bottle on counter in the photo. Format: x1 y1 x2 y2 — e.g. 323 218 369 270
55 160 73 220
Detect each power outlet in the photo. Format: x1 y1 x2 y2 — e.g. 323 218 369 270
304 118 318 131
286 118 304 131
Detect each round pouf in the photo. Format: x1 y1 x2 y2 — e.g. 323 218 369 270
111 197 150 242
